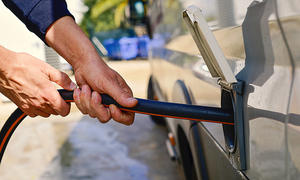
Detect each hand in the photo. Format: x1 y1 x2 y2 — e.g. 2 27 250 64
73 59 137 125
0 46 76 117
45 16 138 125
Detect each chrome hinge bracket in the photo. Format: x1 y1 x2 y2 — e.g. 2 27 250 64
220 79 247 170
218 79 233 91
218 79 244 94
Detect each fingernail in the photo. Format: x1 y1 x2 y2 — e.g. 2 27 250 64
92 92 98 104
128 97 137 104
82 85 87 94
70 82 77 90
109 105 114 114
74 88 80 102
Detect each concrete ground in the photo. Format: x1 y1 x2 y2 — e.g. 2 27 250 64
0 60 183 180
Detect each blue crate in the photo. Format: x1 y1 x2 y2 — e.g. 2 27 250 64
119 37 138 60
103 38 121 59
137 36 150 58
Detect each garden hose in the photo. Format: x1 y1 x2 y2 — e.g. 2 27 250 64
0 89 233 163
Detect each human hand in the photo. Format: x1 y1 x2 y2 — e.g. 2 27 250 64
72 59 137 125
0 46 76 117
45 16 138 125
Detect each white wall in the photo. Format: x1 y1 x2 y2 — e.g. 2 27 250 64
0 2 44 59
0 0 87 61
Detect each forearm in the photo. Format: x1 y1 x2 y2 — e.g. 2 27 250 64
0 45 10 60
2 0 73 42
45 16 105 69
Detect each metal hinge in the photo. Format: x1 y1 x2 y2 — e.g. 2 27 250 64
218 79 233 91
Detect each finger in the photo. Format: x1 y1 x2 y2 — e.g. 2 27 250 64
28 113 37 118
46 86 71 117
17 106 36 117
80 85 92 114
22 109 37 118
104 74 137 108
73 88 87 114
91 91 111 123
31 109 51 118
109 104 135 126
47 65 76 90
23 107 53 117
20 104 52 117
40 104 59 115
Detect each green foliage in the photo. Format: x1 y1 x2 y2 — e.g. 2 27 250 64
80 0 128 37
91 0 124 19
114 0 128 27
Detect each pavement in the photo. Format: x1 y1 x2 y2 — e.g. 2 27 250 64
0 60 183 180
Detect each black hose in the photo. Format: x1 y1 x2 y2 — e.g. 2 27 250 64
0 90 74 163
0 89 233 163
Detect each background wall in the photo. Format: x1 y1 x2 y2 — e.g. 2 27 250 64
0 0 86 61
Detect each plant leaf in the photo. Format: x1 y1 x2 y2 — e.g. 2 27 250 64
91 0 124 19
114 0 128 27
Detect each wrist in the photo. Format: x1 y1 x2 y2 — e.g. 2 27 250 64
45 16 106 70
0 46 17 70
71 48 107 71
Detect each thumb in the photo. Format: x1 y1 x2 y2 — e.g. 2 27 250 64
47 66 76 90
103 76 137 108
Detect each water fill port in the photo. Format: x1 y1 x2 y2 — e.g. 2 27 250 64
221 90 235 152
183 5 247 170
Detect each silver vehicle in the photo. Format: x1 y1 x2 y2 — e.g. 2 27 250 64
140 0 300 179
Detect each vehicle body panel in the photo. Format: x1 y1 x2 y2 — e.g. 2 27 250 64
147 0 300 179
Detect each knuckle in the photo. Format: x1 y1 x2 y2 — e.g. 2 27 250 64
99 115 110 123
29 98 42 109
124 120 134 126
61 110 69 117
41 114 50 118
98 117 108 123
62 104 71 114
90 114 96 118
20 104 30 112
61 72 70 81
103 71 117 84
46 93 68 115
94 107 110 123
28 114 37 118
123 114 134 126
88 111 96 118
122 116 134 126
127 119 134 126
47 93 59 106
79 108 88 115
103 115 111 122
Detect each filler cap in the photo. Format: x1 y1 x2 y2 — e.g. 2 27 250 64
183 6 237 84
